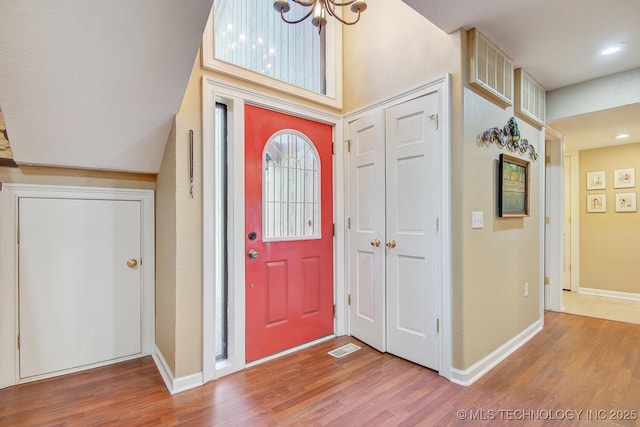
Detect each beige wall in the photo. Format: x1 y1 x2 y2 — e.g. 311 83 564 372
458 87 541 369
157 1 543 378
155 122 178 373
154 61 205 378
342 0 461 112
579 142 640 294
344 3 541 370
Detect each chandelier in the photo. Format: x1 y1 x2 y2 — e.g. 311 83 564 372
273 0 367 34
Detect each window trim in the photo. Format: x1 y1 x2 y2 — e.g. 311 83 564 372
202 7 343 109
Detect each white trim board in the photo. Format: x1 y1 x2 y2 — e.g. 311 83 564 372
450 320 543 386
202 76 346 385
0 183 155 389
152 345 203 395
577 287 640 301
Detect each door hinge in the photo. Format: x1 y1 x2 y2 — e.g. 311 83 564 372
545 217 551 224
544 277 550 285
333 304 336 317
346 139 352 153
17 334 20 349
140 257 143 267
436 218 439 232
545 155 551 164
347 217 351 229
348 294 351 306
16 227 19 244
333 223 335 236
332 142 335 154
436 318 440 333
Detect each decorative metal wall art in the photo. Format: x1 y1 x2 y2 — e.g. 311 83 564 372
480 117 538 161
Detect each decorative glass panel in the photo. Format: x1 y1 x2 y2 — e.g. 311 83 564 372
214 0 326 94
264 132 320 240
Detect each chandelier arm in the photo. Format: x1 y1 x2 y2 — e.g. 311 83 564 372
280 6 316 25
324 1 361 25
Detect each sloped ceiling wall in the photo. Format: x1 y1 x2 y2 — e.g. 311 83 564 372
0 0 213 173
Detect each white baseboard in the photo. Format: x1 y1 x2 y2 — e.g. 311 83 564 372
450 319 543 386
152 345 203 394
578 287 640 301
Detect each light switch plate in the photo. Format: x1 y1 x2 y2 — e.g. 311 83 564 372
472 211 484 229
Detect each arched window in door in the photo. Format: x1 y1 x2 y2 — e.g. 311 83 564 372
263 131 320 240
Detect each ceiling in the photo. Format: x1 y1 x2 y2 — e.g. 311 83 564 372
0 0 213 174
1 1 638 173
403 0 640 151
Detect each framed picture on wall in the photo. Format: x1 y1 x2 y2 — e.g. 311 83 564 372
586 194 606 213
586 170 606 190
615 192 637 212
614 168 635 188
498 154 529 217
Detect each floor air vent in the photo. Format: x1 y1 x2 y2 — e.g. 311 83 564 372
328 343 361 358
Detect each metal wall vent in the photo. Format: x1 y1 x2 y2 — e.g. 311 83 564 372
468 28 514 109
515 68 546 130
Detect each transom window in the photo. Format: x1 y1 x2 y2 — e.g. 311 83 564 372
213 0 326 95
263 131 320 240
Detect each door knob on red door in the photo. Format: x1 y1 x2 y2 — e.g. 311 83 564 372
247 249 259 259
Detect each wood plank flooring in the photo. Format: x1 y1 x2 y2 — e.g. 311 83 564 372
1 311 639 426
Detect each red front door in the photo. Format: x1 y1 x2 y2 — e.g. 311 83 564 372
245 104 334 362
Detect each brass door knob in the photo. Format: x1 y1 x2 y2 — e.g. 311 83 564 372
370 239 381 247
126 258 138 268
248 249 259 259
386 240 397 248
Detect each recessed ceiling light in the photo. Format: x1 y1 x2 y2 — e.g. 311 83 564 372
601 42 627 56
616 134 629 139
602 47 621 55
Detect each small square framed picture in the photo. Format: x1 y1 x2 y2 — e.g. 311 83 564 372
586 171 605 190
586 194 606 213
615 192 637 212
614 168 635 188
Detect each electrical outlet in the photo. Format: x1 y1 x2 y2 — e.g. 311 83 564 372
524 283 529 297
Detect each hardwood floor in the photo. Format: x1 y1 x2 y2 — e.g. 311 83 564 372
1 311 639 426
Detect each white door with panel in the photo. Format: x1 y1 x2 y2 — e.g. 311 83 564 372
348 111 386 352
349 93 441 370
19 197 142 379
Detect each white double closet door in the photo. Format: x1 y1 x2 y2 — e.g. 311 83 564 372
348 93 440 371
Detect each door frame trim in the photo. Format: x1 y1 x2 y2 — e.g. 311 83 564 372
543 126 564 312
202 76 345 383
0 184 155 389
343 74 452 380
